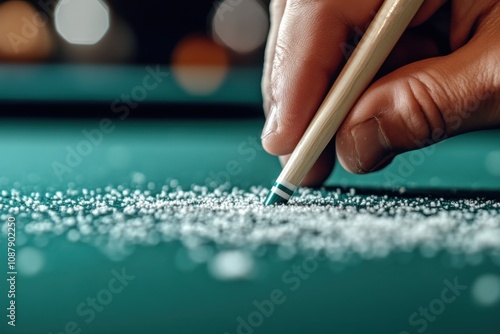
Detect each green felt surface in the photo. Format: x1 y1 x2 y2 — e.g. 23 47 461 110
0 119 499 189
5 240 500 334
1 119 500 334
0 65 263 105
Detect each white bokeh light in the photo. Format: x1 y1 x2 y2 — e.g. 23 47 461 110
212 0 269 54
208 251 255 281
472 274 500 307
18 247 45 277
55 0 110 45
485 151 500 176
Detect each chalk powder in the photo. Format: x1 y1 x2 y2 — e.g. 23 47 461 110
1 184 500 264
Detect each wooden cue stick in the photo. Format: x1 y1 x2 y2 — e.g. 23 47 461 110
265 0 425 205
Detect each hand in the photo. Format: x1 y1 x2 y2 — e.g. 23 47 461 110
261 0 500 186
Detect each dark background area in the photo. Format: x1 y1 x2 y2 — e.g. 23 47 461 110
0 0 270 117
1 0 269 65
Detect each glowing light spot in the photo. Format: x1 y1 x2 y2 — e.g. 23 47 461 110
67 229 81 242
212 0 269 54
0 1 52 61
55 0 110 45
131 172 146 185
485 151 500 177
429 177 441 186
172 35 229 96
61 16 136 62
472 274 500 307
208 251 255 281
18 247 45 277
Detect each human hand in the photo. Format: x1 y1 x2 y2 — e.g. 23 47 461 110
261 0 500 186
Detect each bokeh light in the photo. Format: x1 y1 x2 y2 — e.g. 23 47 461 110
471 274 500 307
208 250 255 281
212 0 269 54
55 0 110 45
485 151 500 177
0 1 53 61
172 35 230 96
18 247 45 277
60 16 136 63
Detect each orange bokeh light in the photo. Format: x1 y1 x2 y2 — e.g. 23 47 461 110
171 35 230 96
0 1 53 61
172 35 229 67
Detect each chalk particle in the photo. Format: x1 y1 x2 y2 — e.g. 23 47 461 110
1 183 500 265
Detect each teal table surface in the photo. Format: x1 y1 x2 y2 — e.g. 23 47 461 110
0 118 500 189
1 119 499 334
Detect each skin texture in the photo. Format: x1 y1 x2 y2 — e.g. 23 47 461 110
261 0 500 186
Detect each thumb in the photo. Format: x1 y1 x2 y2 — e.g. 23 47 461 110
336 27 500 174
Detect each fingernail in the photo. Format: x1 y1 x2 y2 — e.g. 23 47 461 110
351 117 392 173
261 105 278 140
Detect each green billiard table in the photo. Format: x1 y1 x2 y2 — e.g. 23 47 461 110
1 64 500 334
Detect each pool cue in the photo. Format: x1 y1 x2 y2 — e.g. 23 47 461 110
264 0 425 205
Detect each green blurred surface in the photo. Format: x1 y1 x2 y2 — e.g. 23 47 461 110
4 239 500 334
0 119 499 334
0 65 263 105
0 119 499 189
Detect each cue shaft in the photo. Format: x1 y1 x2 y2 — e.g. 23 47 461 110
279 0 424 187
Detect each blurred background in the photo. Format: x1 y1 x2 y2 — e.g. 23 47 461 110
0 0 499 190
0 0 269 116
1 3 500 334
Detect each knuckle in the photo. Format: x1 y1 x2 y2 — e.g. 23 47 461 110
398 73 448 147
273 36 291 71
269 37 292 98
